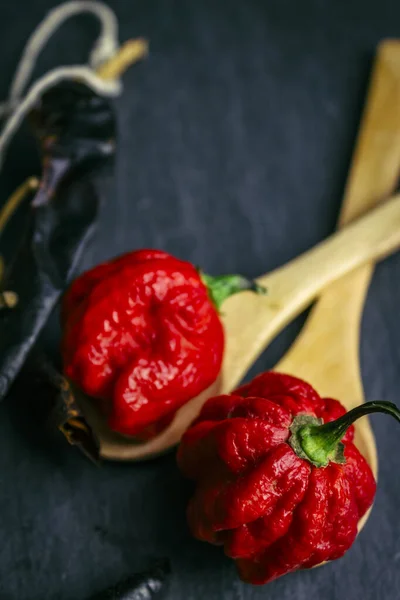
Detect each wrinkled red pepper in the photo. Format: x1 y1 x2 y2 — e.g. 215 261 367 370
178 371 400 584
61 249 264 438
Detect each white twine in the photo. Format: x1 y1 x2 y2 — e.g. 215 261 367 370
0 1 122 167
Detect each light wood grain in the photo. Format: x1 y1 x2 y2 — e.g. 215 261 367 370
276 39 400 533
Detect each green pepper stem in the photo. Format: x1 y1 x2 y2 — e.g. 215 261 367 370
290 401 400 467
200 272 267 312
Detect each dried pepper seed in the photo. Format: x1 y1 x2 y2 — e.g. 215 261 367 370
0 291 18 309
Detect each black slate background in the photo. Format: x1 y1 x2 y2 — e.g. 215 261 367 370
0 1 399 599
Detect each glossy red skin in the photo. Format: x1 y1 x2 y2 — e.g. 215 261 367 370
61 249 224 438
177 371 376 585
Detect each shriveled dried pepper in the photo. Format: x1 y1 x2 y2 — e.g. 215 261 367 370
177 371 400 585
61 249 265 438
0 81 115 402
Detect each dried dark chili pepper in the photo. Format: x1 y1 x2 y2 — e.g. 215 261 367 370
0 81 115 399
37 356 101 463
10 351 101 463
0 40 147 402
87 559 170 600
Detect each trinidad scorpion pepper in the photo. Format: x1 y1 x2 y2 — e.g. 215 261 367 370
177 371 400 584
61 249 264 438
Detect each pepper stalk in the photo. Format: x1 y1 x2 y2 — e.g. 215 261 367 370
289 401 400 467
200 272 267 312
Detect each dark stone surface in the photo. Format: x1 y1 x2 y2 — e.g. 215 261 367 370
0 1 399 599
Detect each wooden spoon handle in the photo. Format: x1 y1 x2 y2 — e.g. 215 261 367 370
222 192 400 393
339 40 400 225
261 192 400 310
277 40 400 403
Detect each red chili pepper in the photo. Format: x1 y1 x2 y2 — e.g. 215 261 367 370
177 371 400 585
61 249 265 438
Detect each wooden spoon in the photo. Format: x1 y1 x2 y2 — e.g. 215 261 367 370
276 39 400 534
80 41 400 461
80 190 400 459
